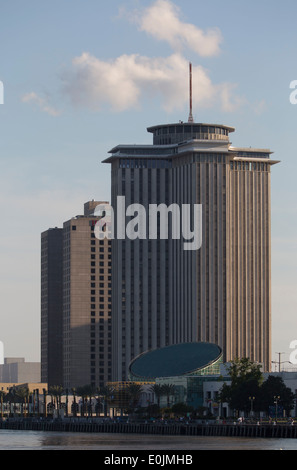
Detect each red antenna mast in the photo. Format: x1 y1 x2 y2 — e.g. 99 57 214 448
188 62 194 123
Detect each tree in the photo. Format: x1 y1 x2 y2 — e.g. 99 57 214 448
76 385 95 417
171 402 193 417
161 384 176 408
227 357 263 387
126 383 143 413
0 390 6 418
43 388 48 418
82 385 96 417
258 375 295 417
49 385 64 415
71 388 78 417
15 387 30 417
149 384 164 408
218 358 263 415
7 387 17 416
97 385 113 417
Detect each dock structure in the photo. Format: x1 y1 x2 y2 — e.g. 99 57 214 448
1 420 297 439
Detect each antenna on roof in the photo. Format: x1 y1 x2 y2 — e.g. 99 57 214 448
188 62 194 123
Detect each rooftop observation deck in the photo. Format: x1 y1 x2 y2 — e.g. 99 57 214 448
147 122 235 146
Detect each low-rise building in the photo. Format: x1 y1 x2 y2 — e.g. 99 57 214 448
0 358 41 384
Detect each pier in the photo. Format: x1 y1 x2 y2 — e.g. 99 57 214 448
1 419 297 439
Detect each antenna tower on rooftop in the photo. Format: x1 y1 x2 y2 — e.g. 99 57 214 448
188 62 194 123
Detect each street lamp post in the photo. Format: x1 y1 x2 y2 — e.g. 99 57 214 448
272 352 291 372
274 395 281 421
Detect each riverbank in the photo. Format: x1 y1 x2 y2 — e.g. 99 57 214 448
1 419 297 440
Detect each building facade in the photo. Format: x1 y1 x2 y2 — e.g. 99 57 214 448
104 122 279 381
0 358 41 384
41 201 112 389
41 227 63 386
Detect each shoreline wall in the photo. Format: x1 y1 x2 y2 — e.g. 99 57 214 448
1 420 297 439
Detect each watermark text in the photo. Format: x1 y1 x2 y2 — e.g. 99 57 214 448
94 197 202 251
290 340 297 364
290 80 297 104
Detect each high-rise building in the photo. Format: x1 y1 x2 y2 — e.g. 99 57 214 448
41 227 63 386
41 201 112 389
104 121 279 381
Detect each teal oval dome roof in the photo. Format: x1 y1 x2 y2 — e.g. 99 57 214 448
129 342 222 380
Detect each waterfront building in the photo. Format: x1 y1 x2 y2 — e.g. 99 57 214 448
104 120 279 381
41 201 112 389
128 342 223 382
0 358 41 384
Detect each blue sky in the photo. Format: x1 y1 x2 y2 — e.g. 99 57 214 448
0 0 297 369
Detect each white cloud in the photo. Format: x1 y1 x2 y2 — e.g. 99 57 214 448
252 99 267 115
124 0 222 57
23 1 245 116
218 83 248 112
61 51 244 114
22 91 61 116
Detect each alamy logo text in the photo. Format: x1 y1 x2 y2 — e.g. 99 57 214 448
93 197 202 251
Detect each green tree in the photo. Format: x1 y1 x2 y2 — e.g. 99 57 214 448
227 357 263 386
43 388 48 418
71 388 78 417
126 383 143 413
15 387 30 417
149 384 164 408
76 385 95 417
83 384 96 417
49 385 64 413
218 358 263 415
161 384 176 408
171 402 193 417
7 387 17 416
258 375 295 417
0 390 7 418
97 385 113 417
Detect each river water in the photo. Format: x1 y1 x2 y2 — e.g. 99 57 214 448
1 429 297 450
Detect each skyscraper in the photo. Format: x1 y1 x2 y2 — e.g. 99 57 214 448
41 228 63 386
104 121 279 381
41 201 112 389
